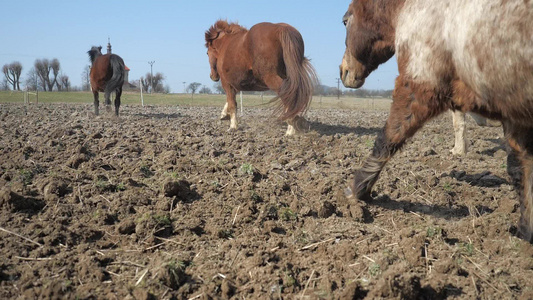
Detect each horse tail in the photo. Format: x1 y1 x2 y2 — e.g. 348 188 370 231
275 26 318 121
105 54 125 95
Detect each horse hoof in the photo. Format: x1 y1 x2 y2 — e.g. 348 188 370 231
344 187 355 199
450 148 465 156
294 116 310 132
346 185 372 201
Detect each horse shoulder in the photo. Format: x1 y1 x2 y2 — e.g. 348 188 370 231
395 1 452 85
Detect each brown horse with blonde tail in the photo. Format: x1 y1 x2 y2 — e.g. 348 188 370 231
340 0 533 242
205 20 318 135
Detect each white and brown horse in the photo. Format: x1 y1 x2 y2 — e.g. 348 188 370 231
340 0 533 241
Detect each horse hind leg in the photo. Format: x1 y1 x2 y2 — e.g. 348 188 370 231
220 102 230 120
263 74 304 136
451 110 467 156
286 115 310 136
114 86 122 116
93 91 100 116
104 90 112 113
223 88 238 130
504 122 533 242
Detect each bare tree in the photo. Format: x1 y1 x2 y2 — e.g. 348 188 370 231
1 78 9 91
186 82 202 98
2 62 23 91
51 59 60 90
34 58 61 91
25 68 39 91
140 77 147 92
81 65 90 91
59 74 70 92
34 59 51 91
199 85 212 94
213 82 225 94
141 72 165 93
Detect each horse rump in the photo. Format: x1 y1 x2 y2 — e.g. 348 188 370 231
273 27 318 121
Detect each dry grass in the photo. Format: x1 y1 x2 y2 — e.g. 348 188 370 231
0 91 391 111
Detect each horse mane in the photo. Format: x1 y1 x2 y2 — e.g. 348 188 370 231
205 20 247 47
87 46 103 64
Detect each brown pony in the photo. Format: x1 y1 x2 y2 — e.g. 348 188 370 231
205 20 317 135
340 0 533 242
88 46 125 116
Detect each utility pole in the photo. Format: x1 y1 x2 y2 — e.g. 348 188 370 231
336 78 341 99
182 81 186 93
148 61 155 94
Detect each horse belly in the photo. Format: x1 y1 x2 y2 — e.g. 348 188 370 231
238 70 268 91
453 0 533 121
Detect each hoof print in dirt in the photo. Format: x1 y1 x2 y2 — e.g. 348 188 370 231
163 179 198 201
317 201 336 218
0 188 44 213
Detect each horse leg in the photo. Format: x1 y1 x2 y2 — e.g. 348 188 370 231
263 74 303 136
114 86 122 116
286 115 310 135
224 88 238 130
503 122 533 242
451 110 467 156
286 120 297 136
220 102 230 120
347 79 448 200
469 112 488 126
93 91 100 116
104 91 112 113
470 112 501 127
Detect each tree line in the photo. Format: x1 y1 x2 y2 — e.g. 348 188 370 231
2 59 71 92
204 82 393 98
3 59 391 97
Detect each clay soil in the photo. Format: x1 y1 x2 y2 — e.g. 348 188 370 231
1 103 532 299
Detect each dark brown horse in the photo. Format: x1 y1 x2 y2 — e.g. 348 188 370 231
88 46 125 116
205 20 317 135
340 0 533 242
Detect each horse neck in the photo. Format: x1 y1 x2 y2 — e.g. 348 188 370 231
89 52 103 65
370 0 406 43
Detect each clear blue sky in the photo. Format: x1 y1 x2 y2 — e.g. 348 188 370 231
0 0 398 93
